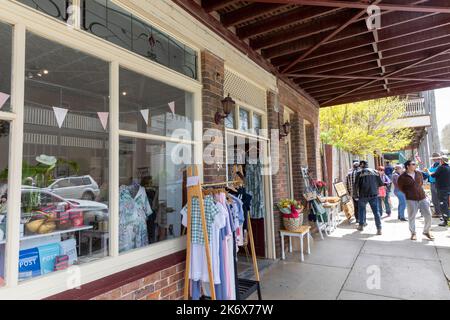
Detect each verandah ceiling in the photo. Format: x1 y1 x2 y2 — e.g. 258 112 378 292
173 0 450 107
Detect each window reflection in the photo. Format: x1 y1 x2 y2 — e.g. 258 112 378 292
17 32 110 282
0 22 12 112
119 137 190 252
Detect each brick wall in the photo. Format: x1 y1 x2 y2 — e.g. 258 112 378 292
201 50 227 184
290 113 309 200
267 91 289 258
278 79 321 182
92 262 186 300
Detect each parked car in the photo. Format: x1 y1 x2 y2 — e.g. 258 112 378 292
21 186 108 223
46 176 100 201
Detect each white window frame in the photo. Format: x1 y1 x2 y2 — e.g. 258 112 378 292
0 0 202 299
230 98 267 138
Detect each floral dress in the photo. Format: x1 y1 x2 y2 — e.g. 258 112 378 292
119 185 153 253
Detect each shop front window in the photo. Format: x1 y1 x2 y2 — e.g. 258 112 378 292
224 109 235 129
253 114 262 135
17 0 70 23
118 137 190 253
239 108 250 132
82 0 198 79
0 120 9 287
0 22 12 112
119 67 193 139
18 32 110 282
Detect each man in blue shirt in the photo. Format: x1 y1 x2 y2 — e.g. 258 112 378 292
428 152 442 219
426 155 450 227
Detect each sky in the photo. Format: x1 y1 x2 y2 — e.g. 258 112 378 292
434 88 450 135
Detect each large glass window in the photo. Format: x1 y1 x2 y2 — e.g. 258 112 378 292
118 137 190 253
0 120 9 287
17 0 70 23
18 32 110 282
82 0 198 79
0 22 12 112
119 68 193 139
239 108 250 132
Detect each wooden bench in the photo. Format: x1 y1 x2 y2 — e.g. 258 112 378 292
280 226 312 262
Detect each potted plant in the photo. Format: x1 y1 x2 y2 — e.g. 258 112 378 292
277 199 304 231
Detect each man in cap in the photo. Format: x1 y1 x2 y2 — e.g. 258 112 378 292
426 155 450 227
353 160 384 234
428 152 443 219
346 160 361 223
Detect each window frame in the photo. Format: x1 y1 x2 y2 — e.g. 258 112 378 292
0 0 202 299
230 98 267 138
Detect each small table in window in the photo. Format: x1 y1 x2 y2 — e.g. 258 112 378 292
81 230 109 257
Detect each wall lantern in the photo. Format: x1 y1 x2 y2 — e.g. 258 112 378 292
278 113 291 139
215 94 236 125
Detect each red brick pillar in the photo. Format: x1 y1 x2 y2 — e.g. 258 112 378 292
266 91 291 258
201 50 227 184
290 113 309 200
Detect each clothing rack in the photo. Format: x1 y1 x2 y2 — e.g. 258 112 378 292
184 165 216 300
183 166 261 300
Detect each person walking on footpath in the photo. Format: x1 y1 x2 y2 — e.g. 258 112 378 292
427 152 443 219
384 161 394 194
397 160 434 241
377 166 392 217
353 160 384 235
346 160 361 223
426 155 450 227
392 164 407 221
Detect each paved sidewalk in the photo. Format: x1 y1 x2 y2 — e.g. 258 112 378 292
253 197 450 300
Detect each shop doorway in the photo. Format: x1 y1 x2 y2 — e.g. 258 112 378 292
225 129 274 259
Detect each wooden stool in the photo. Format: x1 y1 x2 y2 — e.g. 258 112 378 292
280 226 312 262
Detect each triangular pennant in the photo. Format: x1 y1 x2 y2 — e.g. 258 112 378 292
97 112 109 130
52 107 68 128
140 109 149 126
0 92 10 110
168 101 175 115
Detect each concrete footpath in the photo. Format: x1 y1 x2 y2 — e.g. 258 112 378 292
250 197 450 300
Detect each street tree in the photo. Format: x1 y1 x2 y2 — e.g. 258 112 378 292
320 97 413 156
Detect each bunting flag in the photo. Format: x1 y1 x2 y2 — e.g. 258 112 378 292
52 107 68 128
97 112 109 130
0 92 10 110
168 101 175 115
140 109 150 126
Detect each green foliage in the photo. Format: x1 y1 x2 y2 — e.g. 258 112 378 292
320 97 414 156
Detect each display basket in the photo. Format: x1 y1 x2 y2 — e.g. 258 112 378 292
283 213 304 232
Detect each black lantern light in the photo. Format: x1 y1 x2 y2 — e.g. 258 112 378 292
215 94 236 125
278 112 291 139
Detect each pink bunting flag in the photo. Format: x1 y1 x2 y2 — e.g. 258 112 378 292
0 92 10 110
168 101 175 115
52 106 68 128
141 109 150 126
98 112 109 130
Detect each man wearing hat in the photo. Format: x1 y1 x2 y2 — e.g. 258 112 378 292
428 152 443 219
426 155 450 227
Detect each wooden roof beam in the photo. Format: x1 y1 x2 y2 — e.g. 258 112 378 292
321 46 450 105
288 73 450 82
221 3 287 27
235 6 340 39
201 0 238 12
246 0 450 14
282 3 378 73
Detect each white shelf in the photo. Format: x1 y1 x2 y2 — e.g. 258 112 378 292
0 225 93 245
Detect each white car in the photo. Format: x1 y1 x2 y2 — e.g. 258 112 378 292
47 176 100 201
